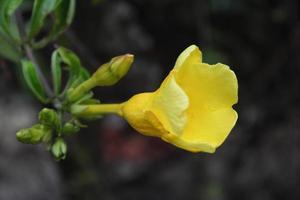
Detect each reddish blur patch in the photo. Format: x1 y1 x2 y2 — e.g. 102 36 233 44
99 127 174 163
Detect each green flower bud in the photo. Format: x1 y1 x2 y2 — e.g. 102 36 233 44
51 138 67 160
16 124 52 144
92 54 134 86
67 54 134 102
62 122 80 136
39 108 60 130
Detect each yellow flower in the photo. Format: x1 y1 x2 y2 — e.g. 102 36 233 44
71 45 238 153
121 45 238 153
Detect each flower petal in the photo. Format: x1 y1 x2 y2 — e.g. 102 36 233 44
161 132 217 153
180 108 237 152
148 73 189 135
174 62 238 152
174 45 202 70
176 62 238 111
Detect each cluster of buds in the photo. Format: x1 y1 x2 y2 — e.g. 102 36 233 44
16 108 79 160
16 52 135 160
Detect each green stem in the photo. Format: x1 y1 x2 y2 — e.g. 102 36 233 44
71 103 123 117
68 78 96 102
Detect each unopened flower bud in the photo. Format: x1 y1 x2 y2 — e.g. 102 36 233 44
51 138 67 160
62 122 80 136
92 54 134 86
16 124 52 144
39 108 60 130
67 54 134 102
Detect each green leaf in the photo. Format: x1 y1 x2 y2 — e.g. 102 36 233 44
32 0 75 49
50 0 75 39
0 0 23 42
57 47 81 71
51 50 62 95
69 68 91 89
28 0 61 39
80 67 90 80
21 59 48 103
58 47 79 65
57 47 90 87
0 30 21 62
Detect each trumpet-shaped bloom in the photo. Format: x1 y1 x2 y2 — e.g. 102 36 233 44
121 45 238 153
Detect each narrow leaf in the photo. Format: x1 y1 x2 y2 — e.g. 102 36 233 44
57 46 81 72
28 0 61 39
32 0 76 48
21 59 47 103
57 47 90 86
68 68 91 88
51 0 75 38
51 50 62 95
0 30 21 62
0 0 23 41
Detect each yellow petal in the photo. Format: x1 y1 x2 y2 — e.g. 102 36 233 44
174 45 202 70
149 73 189 135
181 108 237 151
174 61 238 152
176 62 238 108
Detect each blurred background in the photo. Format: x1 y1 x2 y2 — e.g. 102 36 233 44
1 0 300 199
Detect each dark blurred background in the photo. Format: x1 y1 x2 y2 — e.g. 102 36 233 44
1 0 300 199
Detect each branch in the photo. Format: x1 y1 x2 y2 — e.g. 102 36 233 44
15 9 53 98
